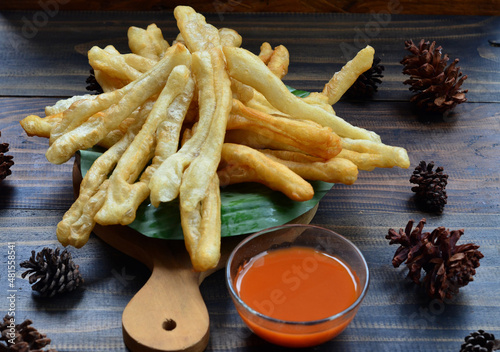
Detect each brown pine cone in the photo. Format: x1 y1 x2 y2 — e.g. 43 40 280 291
20 248 83 298
0 131 14 182
401 39 467 114
386 218 483 300
85 68 103 94
410 161 448 213
345 56 385 99
0 315 57 351
460 330 500 352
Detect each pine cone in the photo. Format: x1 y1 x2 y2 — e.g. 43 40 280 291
410 161 448 213
401 39 467 114
0 131 14 182
345 56 385 99
460 330 500 352
20 248 83 298
85 68 103 94
0 315 57 351
386 218 483 300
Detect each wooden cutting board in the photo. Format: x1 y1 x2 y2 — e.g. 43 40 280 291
73 158 318 352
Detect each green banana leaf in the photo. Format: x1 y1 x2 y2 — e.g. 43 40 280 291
79 86 334 240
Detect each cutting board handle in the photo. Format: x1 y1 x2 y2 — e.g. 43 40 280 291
94 225 212 352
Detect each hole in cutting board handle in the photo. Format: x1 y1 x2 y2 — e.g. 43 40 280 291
162 319 177 331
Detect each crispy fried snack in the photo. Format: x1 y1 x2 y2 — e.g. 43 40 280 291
224 129 302 152
101 69 195 223
172 32 185 45
95 65 193 225
45 94 97 116
267 45 289 79
91 45 158 76
88 46 142 82
341 137 410 170
261 149 358 185
258 42 273 64
218 143 314 201
174 5 220 52
322 46 375 105
222 46 381 142
179 47 232 212
219 28 242 47
244 90 290 118
180 174 221 271
46 44 190 164
128 24 169 60
56 102 153 247
149 50 217 206
122 53 157 73
301 92 336 114
94 69 128 92
20 113 63 138
224 128 409 172
228 99 341 160
230 78 254 103
49 86 134 144
97 112 141 149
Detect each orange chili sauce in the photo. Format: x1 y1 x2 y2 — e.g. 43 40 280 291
234 246 359 347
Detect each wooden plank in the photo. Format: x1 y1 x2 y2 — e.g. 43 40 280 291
0 12 499 102
0 208 150 352
0 98 74 210
2 0 500 16
1 209 498 351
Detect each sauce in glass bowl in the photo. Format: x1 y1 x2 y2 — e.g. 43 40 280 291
226 224 369 348
234 246 359 322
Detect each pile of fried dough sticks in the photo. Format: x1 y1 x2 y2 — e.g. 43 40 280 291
20 6 409 271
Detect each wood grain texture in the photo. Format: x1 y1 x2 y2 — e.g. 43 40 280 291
0 10 499 352
0 12 499 102
2 0 500 16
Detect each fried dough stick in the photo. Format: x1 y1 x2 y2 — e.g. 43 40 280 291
95 65 193 225
258 42 273 64
267 45 289 79
88 45 159 86
340 138 410 170
179 47 232 212
224 129 300 151
219 28 242 47
260 149 358 185
218 143 314 202
128 23 169 60
228 99 342 160
46 43 191 164
322 45 375 105
56 102 153 247
149 50 217 207
180 174 221 272
174 5 220 52
223 46 381 142
21 106 147 150
224 129 409 171
88 46 143 82
48 71 150 144
230 78 254 103
45 94 98 116
21 113 63 138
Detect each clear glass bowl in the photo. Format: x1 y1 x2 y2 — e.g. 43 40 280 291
225 224 370 348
